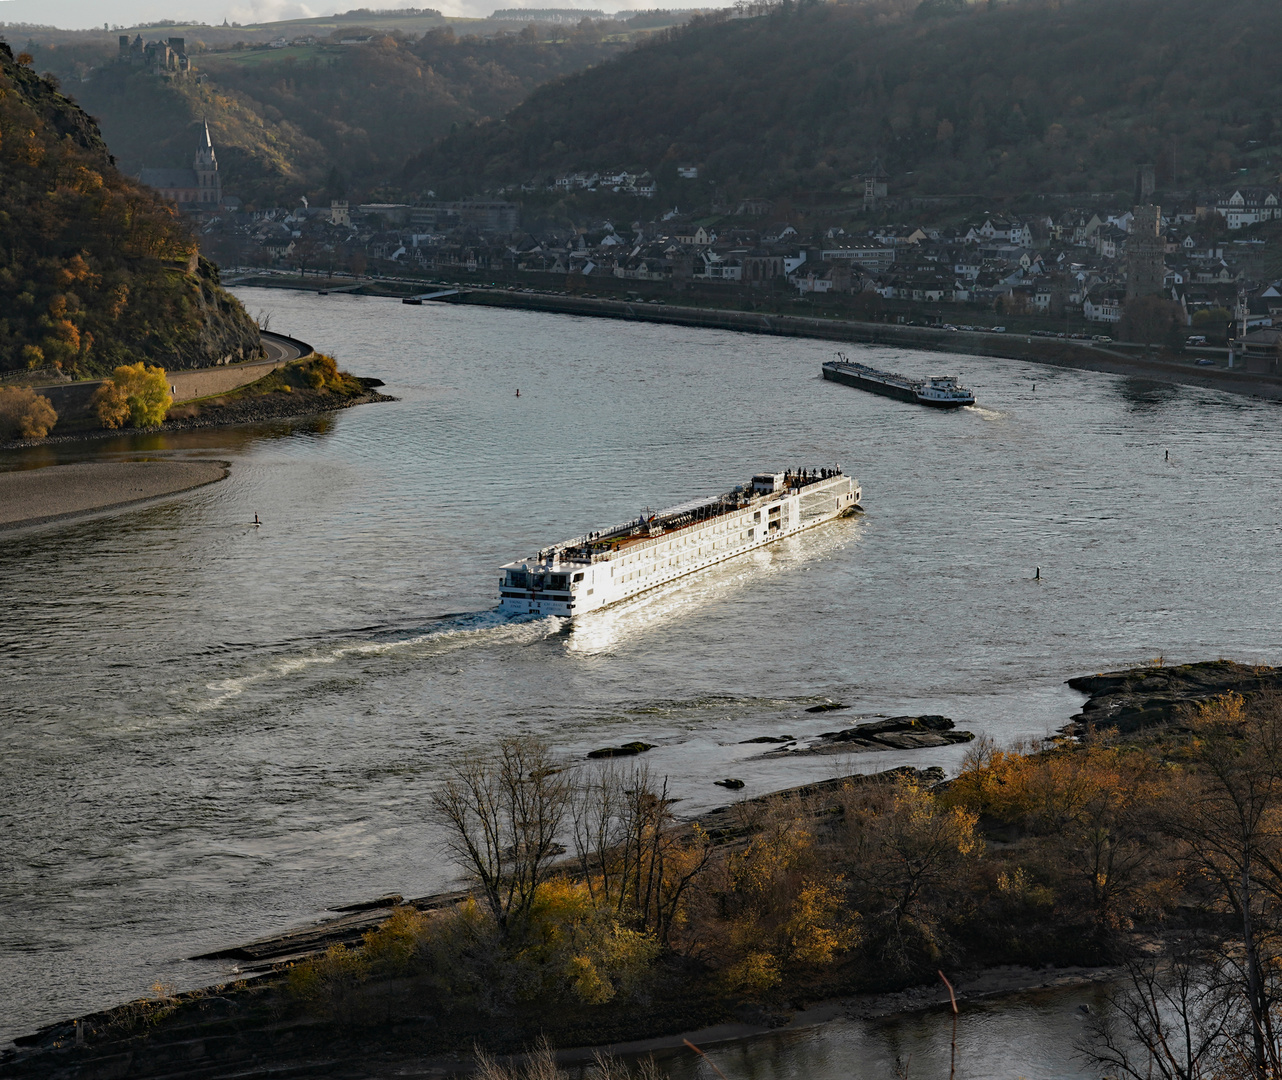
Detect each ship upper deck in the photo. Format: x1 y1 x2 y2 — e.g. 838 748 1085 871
504 469 850 570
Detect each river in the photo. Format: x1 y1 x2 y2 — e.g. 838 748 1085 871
2 288 1280 1070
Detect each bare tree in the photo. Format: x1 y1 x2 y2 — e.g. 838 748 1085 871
1168 693 1282 1078
569 762 712 942
1084 943 1234 1080
431 737 569 934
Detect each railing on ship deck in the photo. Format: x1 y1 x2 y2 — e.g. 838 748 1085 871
550 474 849 565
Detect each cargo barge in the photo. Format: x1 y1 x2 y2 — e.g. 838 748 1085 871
822 352 974 407
499 469 861 618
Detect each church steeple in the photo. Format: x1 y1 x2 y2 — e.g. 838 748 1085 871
193 118 221 205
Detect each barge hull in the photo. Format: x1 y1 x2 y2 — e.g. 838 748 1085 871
822 365 918 403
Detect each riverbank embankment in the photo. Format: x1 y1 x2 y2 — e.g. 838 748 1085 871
235 274 1282 401
441 290 1282 401
16 331 312 429
0 460 229 531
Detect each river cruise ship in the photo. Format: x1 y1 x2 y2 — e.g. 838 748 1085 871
822 353 974 407
499 469 861 618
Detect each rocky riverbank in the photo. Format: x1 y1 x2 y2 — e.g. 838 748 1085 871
4 659 1274 1079
1063 658 1282 735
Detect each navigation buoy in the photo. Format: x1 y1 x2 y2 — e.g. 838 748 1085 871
1035 566 1041 580
515 389 521 398
1032 383 1036 392
1165 449 1169 461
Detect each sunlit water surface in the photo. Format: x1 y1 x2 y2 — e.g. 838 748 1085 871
2 289 1280 1072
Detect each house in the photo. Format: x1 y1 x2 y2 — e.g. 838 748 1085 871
675 226 714 247
1083 285 1125 323
677 165 698 179
763 223 798 243
790 261 853 294
1205 188 1282 229
966 217 1033 247
692 251 742 282
1230 326 1282 373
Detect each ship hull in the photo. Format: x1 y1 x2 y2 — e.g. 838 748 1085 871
822 365 917 403
917 396 972 409
499 474 860 619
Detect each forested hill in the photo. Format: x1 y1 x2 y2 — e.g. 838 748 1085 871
68 29 627 207
408 0 1282 201
0 44 259 375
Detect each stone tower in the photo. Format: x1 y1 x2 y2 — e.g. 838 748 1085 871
863 157 889 211
1135 163 1156 203
194 119 221 206
1126 204 1166 300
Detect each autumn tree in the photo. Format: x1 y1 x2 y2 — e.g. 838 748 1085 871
699 804 858 993
0 386 58 439
842 775 982 969
91 362 172 428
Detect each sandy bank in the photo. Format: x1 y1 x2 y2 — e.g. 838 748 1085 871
0 460 229 530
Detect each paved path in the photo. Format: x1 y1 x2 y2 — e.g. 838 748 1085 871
259 331 309 364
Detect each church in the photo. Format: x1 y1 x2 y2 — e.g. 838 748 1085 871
139 120 223 210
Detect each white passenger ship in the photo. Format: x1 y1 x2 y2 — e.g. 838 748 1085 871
499 469 861 618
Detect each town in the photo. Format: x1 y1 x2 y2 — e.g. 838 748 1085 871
173 124 1282 369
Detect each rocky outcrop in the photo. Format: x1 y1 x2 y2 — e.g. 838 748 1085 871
1064 660 1282 736
767 715 975 756
0 46 262 376
586 741 655 759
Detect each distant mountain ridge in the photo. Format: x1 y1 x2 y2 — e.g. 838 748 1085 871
0 43 259 375
407 0 1282 203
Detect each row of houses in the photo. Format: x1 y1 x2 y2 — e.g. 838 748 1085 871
195 189 1282 337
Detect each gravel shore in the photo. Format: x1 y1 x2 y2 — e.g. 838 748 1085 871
0 460 229 530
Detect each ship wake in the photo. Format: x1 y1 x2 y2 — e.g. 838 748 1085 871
197 609 563 711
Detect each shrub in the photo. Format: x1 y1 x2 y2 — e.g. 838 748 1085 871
91 362 172 428
362 906 431 973
0 386 57 439
516 878 661 1005
286 944 370 1019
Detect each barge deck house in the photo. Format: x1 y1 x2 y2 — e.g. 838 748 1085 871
499 468 861 618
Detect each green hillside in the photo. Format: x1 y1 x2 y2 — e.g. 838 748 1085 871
408 0 1282 202
0 44 259 375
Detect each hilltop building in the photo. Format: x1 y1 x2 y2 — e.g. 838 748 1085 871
138 121 223 211
1126 203 1166 299
119 33 191 76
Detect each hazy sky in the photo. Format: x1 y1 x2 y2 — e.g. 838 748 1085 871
0 0 714 29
